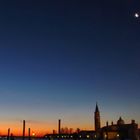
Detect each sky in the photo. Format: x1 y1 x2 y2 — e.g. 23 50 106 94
0 0 140 136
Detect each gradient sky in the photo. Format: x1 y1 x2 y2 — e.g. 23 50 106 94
0 0 140 136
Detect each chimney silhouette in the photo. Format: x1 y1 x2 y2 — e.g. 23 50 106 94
58 119 61 135
7 128 10 140
22 120 25 140
28 128 31 140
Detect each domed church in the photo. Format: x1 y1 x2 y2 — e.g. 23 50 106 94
95 104 139 140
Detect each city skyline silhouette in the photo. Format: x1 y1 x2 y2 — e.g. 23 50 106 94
0 0 140 138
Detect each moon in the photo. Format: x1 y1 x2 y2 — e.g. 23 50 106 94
134 13 139 18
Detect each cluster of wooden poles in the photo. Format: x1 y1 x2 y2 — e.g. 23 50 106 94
7 120 31 140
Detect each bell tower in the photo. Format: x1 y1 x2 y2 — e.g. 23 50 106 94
94 103 101 132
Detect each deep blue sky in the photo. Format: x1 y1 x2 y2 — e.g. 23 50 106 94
0 0 140 135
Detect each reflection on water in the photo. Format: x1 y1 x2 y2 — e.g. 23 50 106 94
0 138 96 140
0 138 44 140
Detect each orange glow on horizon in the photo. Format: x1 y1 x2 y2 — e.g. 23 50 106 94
0 121 52 137
0 121 94 136
0 119 139 137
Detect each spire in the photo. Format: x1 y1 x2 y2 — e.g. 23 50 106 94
94 102 101 133
95 102 99 112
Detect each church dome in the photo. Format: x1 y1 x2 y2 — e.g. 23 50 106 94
117 117 125 125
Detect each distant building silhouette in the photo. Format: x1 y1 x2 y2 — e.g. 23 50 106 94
94 104 139 140
94 103 101 132
94 103 101 139
101 118 139 140
45 104 140 140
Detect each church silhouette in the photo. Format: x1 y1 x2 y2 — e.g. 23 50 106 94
45 104 140 140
